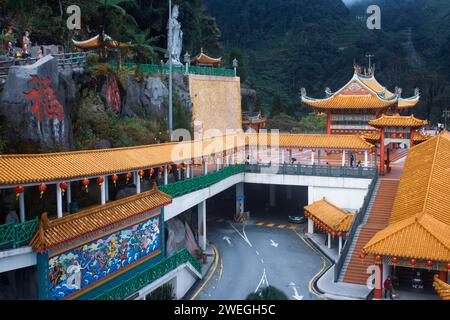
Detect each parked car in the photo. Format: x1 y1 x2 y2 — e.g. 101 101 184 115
288 215 306 224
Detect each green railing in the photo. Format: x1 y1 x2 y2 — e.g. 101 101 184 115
245 164 375 179
159 164 245 198
94 248 201 300
122 62 235 77
0 217 39 249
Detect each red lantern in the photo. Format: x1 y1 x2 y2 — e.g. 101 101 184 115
312 149 316 152
38 183 47 199
158 167 164 173
410 259 417 266
339 150 343 154
392 257 399 264
338 232 342 238
82 178 90 193
426 260 433 269
59 182 68 196
15 185 24 200
299 148 303 152
149 168 155 176
375 255 382 264
360 253 366 260
447 262 450 270
286 148 291 152
138 170 145 181
111 174 119 187
97 176 104 187
167 165 172 172
126 172 132 184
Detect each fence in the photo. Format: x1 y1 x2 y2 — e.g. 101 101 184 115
0 217 39 250
159 164 245 198
122 62 235 77
245 164 376 179
94 248 201 300
333 171 379 281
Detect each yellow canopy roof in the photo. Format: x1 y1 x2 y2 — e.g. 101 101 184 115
369 115 427 128
363 132 450 261
304 198 355 232
73 34 130 49
30 188 171 254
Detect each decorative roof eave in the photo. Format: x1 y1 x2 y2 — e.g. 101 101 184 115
362 216 450 262
192 52 222 64
30 188 172 253
398 95 420 109
304 199 355 233
368 115 428 129
73 34 130 50
433 275 450 300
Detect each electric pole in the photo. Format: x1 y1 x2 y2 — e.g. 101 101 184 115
443 109 450 130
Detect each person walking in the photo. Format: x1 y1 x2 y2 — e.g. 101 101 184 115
384 276 393 299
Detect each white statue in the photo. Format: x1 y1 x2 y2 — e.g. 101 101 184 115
168 5 183 65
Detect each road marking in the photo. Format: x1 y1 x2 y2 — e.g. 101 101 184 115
223 236 232 246
190 244 220 300
228 222 253 247
291 229 328 300
270 239 279 248
218 257 223 282
255 268 269 293
255 222 264 226
289 282 304 300
278 224 286 229
266 223 275 228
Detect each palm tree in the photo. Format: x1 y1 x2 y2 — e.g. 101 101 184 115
130 29 165 64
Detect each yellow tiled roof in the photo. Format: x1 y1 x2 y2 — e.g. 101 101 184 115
363 133 450 261
369 115 427 128
245 133 374 150
30 188 172 253
433 275 450 300
304 198 355 232
0 133 373 186
361 131 432 143
0 134 246 185
302 71 419 110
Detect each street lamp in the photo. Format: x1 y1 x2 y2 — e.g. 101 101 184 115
232 58 238 77
168 0 173 141
184 52 190 74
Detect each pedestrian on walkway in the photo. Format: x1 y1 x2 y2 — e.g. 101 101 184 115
384 276 393 299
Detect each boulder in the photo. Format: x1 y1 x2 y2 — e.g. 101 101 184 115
140 76 168 117
121 75 140 117
0 55 73 151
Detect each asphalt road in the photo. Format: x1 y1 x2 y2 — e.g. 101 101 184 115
192 218 325 300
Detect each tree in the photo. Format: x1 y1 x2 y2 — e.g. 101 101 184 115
246 286 289 300
270 94 285 118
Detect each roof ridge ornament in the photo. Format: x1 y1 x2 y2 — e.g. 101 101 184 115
395 86 402 97
300 87 307 98
325 87 333 98
414 88 420 96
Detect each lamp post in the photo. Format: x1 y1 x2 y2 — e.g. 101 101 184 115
443 109 450 130
184 52 190 74
232 58 238 77
168 0 173 141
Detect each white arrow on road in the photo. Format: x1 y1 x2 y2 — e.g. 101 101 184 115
270 239 279 248
289 282 304 300
223 236 232 246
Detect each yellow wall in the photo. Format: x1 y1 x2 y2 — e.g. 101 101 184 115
189 75 242 138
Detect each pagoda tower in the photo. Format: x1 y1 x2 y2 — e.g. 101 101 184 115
301 65 420 135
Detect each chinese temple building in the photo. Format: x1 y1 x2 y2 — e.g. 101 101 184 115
362 132 450 299
301 65 420 135
362 114 430 174
191 49 222 68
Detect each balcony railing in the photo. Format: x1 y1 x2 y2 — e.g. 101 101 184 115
244 164 375 179
94 248 201 300
334 171 379 281
159 164 245 198
0 217 39 250
122 62 235 77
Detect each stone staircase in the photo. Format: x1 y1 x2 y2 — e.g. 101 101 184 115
339 179 400 284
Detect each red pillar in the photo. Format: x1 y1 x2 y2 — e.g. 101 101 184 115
410 128 414 148
374 263 383 299
326 112 331 134
380 128 385 175
439 271 448 283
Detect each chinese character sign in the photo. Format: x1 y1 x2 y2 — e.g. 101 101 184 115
24 75 64 122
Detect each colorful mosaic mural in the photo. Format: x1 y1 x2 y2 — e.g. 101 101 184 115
47 216 161 300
